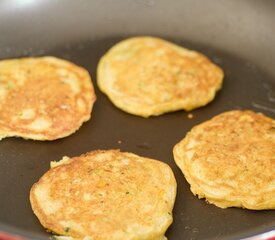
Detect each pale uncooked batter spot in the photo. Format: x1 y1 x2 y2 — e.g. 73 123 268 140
27 117 52 131
20 108 35 119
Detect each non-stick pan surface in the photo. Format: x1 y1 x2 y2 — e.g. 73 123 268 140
0 0 275 239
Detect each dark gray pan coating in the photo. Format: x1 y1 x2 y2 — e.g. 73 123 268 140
0 0 274 239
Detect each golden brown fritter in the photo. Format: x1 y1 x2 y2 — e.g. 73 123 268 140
0 56 96 140
174 110 275 209
97 37 223 117
30 150 177 240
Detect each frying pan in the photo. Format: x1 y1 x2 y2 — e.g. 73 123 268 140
0 0 274 239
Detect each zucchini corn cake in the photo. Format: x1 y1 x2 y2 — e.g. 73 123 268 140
0 56 96 140
30 150 177 240
97 37 223 117
173 110 275 210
